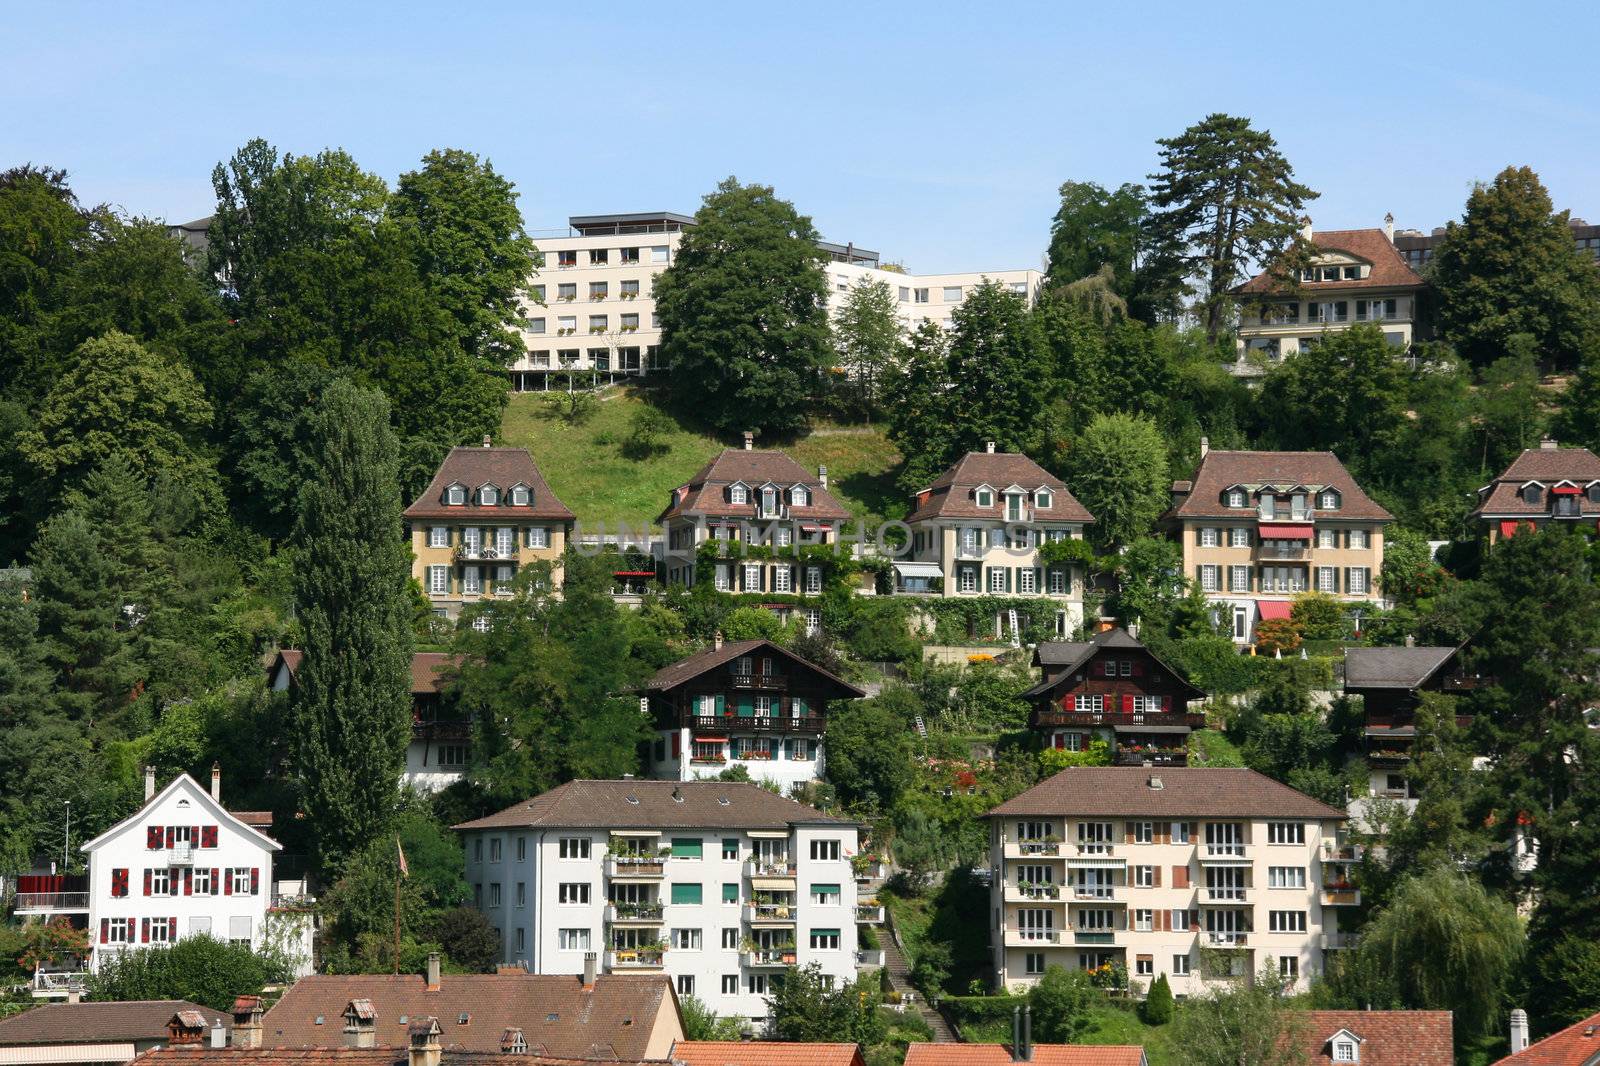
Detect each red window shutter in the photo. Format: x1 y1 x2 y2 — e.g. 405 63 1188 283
1153 865 1162 887
112 869 126 897
100 918 109 944
143 869 152 896
168 918 177 940
183 869 193 896
1121 694 1134 714
1162 695 1171 712
1131 660 1144 677
1155 910 1166 932
191 825 200 846
223 870 232 896
1173 866 1188 889
147 826 163 850
165 826 175 848
671 732 681 758
1102 694 1112 713
140 918 150 943
211 869 220 896
250 868 260 895
201 825 218 849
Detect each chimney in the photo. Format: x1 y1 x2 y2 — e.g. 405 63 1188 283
985 441 996 454
426 951 442 992
67 988 82 1005
210 762 221 802
231 996 264 1049
1011 1006 1022 1063
1510 1009 1530 1055
582 951 598 989
1021 1005 1032 1062
1299 215 1314 241
1383 212 1395 243
210 1022 227 1049
343 1000 376 1049
1199 436 1209 458
144 765 156 802
818 465 828 489
1540 437 1559 450
409 1018 443 1066
742 431 754 451
713 631 724 652
1404 635 1415 648
482 434 492 448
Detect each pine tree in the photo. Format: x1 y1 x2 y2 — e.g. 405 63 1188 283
0 576 55 727
1142 971 1174 1024
832 277 901 418
291 380 414 870
29 509 137 725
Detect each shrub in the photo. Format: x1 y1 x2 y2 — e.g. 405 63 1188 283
84 934 284 1010
1253 616 1302 655
1141 972 1174 1024
427 907 499 972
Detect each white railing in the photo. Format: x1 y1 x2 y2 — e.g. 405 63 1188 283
14 892 89 911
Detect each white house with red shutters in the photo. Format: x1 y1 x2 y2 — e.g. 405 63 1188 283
80 768 313 976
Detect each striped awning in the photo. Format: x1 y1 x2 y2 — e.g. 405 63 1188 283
1258 524 1313 538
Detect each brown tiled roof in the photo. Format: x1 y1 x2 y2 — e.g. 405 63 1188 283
1021 628 1205 701
1288 1011 1453 1066
274 651 462 696
454 780 852 832
655 450 849 524
906 453 1093 524
1343 646 1458 690
984 766 1346 820
0 1000 228 1046
641 639 863 698
1470 446 1600 520
1165 451 1392 522
261 973 673 1060
1235 229 1425 295
904 1044 1145 1066
1493 1009 1600 1064
673 1042 866 1066
404 447 574 522
136 1050 663 1066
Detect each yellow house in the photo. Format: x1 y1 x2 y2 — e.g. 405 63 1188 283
404 443 574 620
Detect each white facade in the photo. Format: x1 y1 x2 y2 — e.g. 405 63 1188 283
648 725 825 793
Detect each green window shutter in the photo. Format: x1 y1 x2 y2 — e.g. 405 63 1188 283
810 928 840 937
812 883 840 896
714 694 726 715
1006 568 1013 593
670 882 703 905
723 837 739 855
722 882 739 903
767 737 779 757
737 695 754 718
670 837 703 859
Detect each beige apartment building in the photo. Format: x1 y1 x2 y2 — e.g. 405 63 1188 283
1233 218 1427 369
897 446 1093 639
986 767 1356 998
512 211 1041 389
1166 447 1391 644
404 442 574 620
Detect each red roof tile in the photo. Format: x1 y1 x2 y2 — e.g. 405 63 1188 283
273 651 462 696
1287 1010 1453 1066
404 447 574 522
1494 1010 1600 1065
1235 229 1425 295
903 1044 1145 1066
0 1000 229 1046
1471 446 1600 521
655 450 849 524
673 1041 866 1066
454 779 852 832
907 453 1092 524
135 1050 667 1066
1166 451 1392 522
985 766 1346 820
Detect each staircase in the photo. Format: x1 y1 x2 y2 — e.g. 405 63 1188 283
881 916 956 1042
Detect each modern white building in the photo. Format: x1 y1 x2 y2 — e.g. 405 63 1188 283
454 779 865 1024
984 767 1357 997
81 768 314 976
512 211 1042 389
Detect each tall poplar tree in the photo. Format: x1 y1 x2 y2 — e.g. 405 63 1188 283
291 380 414 870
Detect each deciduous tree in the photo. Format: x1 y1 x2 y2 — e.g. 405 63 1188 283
833 276 901 418
1062 412 1168 549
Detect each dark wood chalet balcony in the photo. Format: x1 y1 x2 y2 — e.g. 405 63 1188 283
729 674 787 691
1030 710 1207 731
1113 749 1188 767
682 713 826 736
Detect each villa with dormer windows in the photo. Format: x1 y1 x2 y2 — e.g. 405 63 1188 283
1470 439 1600 542
1166 446 1391 644
404 442 575 620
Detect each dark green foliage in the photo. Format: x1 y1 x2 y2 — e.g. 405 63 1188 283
1527 935 1600 1036
833 277 902 417
622 402 676 460
655 177 833 437
680 995 745 1040
1045 181 1146 301
1171 964 1307 1066
227 360 340 540
1141 972 1173 1024
765 963 885 1044
1063 413 1169 550
1256 325 1409 478
1027 965 1096 1042
84 934 287 1010
290 380 414 869
426 907 499 972
824 693 915 812
29 509 137 724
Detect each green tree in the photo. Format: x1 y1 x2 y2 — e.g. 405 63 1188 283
942 281 1051 458
28 510 136 724
1171 964 1307 1066
0 576 54 727
1379 526 1447 608
882 322 960 493
1045 181 1146 299
226 360 340 540
720 606 787 642
84 934 285 1010
655 177 832 436
426 907 499 972
0 165 92 396
1527 935 1600 1036
680 995 745 1040
765 963 884 1044
1063 412 1168 549
291 381 414 869
622 402 676 460
1473 341 1547 472
1431 165 1600 371
1141 972 1174 1025
1027 965 1096 1042
824 694 914 812
1384 693 1485 872
1145 114 1317 341
833 276 901 418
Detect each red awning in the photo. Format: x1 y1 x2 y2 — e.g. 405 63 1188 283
695 736 728 743
613 571 655 577
1500 520 1524 538
1552 485 1581 495
1258 524 1313 539
800 524 832 532
1257 600 1293 620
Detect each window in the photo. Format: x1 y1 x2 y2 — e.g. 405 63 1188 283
558 883 589 904
809 928 841 950
1200 527 1220 547
620 279 640 297
1170 822 1190 844
1025 952 1046 976
941 285 962 303
810 839 841 861
743 563 761 589
516 882 526 907
1229 565 1251 592
462 567 481 595
1134 865 1154 887
1279 956 1300 981
229 868 253 895
1199 565 1220 592
1269 910 1307 933
490 882 502 906
1267 822 1304 845
1132 822 1153 844
427 566 449 595
1347 568 1370 594
1267 867 1307 889
914 288 929 303
1135 955 1154 977
1018 569 1036 594
1319 490 1340 510
1230 527 1250 548
559 837 590 860
805 567 822 594
672 928 702 950
670 883 703 905
671 838 704 860
676 975 695 996
147 917 174 944
1134 909 1153 932
1331 1037 1356 1062
1173 954 1190 976
989 569 1007 593
447 485 466 505
557 315 576 333
106 916 134 944
729 484 748 505
192 867 213 895
812 883 841 905
747 974 768 995
1036 489 1052 509
1169 909 1190 932
428 526 449 548
650 245 669 264
975 488 993 508
721 928 740 950
589 315 607 331
1048 568 1067 595
1227 489 1247 508
1316 567 1338 593
773 566 792 593
588 249 608 266
1349 529 1369 550
558 928 590 951
721 974 739 994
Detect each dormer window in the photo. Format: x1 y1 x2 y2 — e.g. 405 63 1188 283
446 485 466 506
1226 488 1246 508
510 485 530 506
479 486 498 506
1005 492 1024 523
1318 490 1341 510
790 485 808 507
1035 489 1052 509
1588 483 1600 504
975 488 994 508
1521 484 1543 506
1332 1040 1357 1062
730 484 748 505
760 487 778 517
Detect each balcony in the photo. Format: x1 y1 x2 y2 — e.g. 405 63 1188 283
1321 842 1363 863
1200 845 1249 864
744 859 797 879
1031 710 1206 731
13 892 89 914
1321 932 1359 950
453 543 512 563
855 949 885 968
1201 889 1249 904
1073 931 1116 946
168 843 195 865
1255 545 1308 561
606 948 665 970
31 969 88 998
1005 882 1062 903
1113 749 1187 767
605 856 666 879
1321 886 1361 906
743 948 797 968
1204 931 1249 947
1015 840 1061 857
1070 843 1119 860
1071 887 1124 904
853 861 886 883
606 901 664 923
744 902 797 924
1003 927 1062 947
681 714 826 736
855 903 885 924
729 674 787 691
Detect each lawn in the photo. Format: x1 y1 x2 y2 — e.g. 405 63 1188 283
498 386 906 529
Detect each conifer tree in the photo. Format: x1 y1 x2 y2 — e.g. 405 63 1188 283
29 509 136 725
290 380 414 870
0 576 55 727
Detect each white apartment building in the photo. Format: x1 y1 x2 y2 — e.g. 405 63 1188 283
512 211 1042 389
985 767 1357 997
455 779 864 1024
80 768 313 976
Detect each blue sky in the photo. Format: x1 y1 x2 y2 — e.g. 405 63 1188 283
4 1 1598 273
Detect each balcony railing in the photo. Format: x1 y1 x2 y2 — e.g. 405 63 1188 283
728 675 787 691
745 902 797 923
13 892 89 912
855 904 885 924
1010 928 1061 943
1204 844 1246 858
606 948 665 969
744 859 796 878
1073 931 1115 945
1204 931 1249 946
168 843 195 865
1073 843 1116 857
1203 888 1248 903
1013 884 1061 900
1016 840 1061 856
1031 710 1206 730
607 901 664 922
32 969 88 994
681 714 826 735
1321 887 1361 906
606 856 666 878
1256 546 1308 561
1113 750 1187 767
1321 932 1359 950
453 544 512 562
1321 842 1363 863
743 948 797 967
1072 887 1122 902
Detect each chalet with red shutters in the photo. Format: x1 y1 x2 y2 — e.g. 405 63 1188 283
1470 439 1600 543
1021 628 1206 765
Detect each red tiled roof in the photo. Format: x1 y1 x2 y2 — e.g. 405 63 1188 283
673 1041 865 1066
0 1000 229 1046
135 1050 664 1066
1287 1010 1453 1066
404 447 574 522
903 1044 1145 1066
1471 446 1600 521
641 639 863 698
655 450 849 524
273 651 462 696
1235 229 1425 294
985 766 1346 820
454 779 852 832
1165 451 1392 522
1493 1010 1600 1065
907 452 1092 524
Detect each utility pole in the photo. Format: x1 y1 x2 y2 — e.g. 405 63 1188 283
62 801 71 872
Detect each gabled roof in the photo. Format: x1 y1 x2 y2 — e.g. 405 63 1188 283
904 1044 1146 1066
640 639 864 699
81 772 282 854
907 452 1092 524
1287 1011 1453 1065
1166 451 1392 522
135 1050 669 1066
985 766 1346 820
656 450 848 524
454 780 853 832
261 973 676 1060
404 447 573 522
1343 646 1459 690
0 1000 228 1047
1494 1010 1600 1065
1021 628 1205 701
672 1042 866 1066
1234 228 1425 294
1471 446 1600 520
273 651 462 696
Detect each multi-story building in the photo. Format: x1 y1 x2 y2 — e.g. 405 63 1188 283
454 779 862 1024
898 446 1093 640
1343 642 1480 807
1469 439 1600 542
984 766 1356 997
269 651 470 793
642 636 865 791
404 442 574 620
1233 218 1427 367
1021 628 1207 764
657 442 849 634
80 768 313 976
1394 215 1600 272
512 211 1042 389
1165 445 1392 644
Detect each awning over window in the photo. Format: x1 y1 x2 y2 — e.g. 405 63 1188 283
1499 520 1525 538
751 877 796 891
1257 600 1293 621
1257 524 1313 539
1552 485 1581 495
892 562 943 578
1112 723 1192 735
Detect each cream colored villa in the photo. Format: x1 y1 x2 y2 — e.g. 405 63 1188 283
512 211 1042 389
985 767 1358 998
404 442 575 620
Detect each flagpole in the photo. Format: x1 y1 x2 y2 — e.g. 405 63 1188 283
394 837 403 975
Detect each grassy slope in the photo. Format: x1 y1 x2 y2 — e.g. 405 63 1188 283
499 386 906 529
